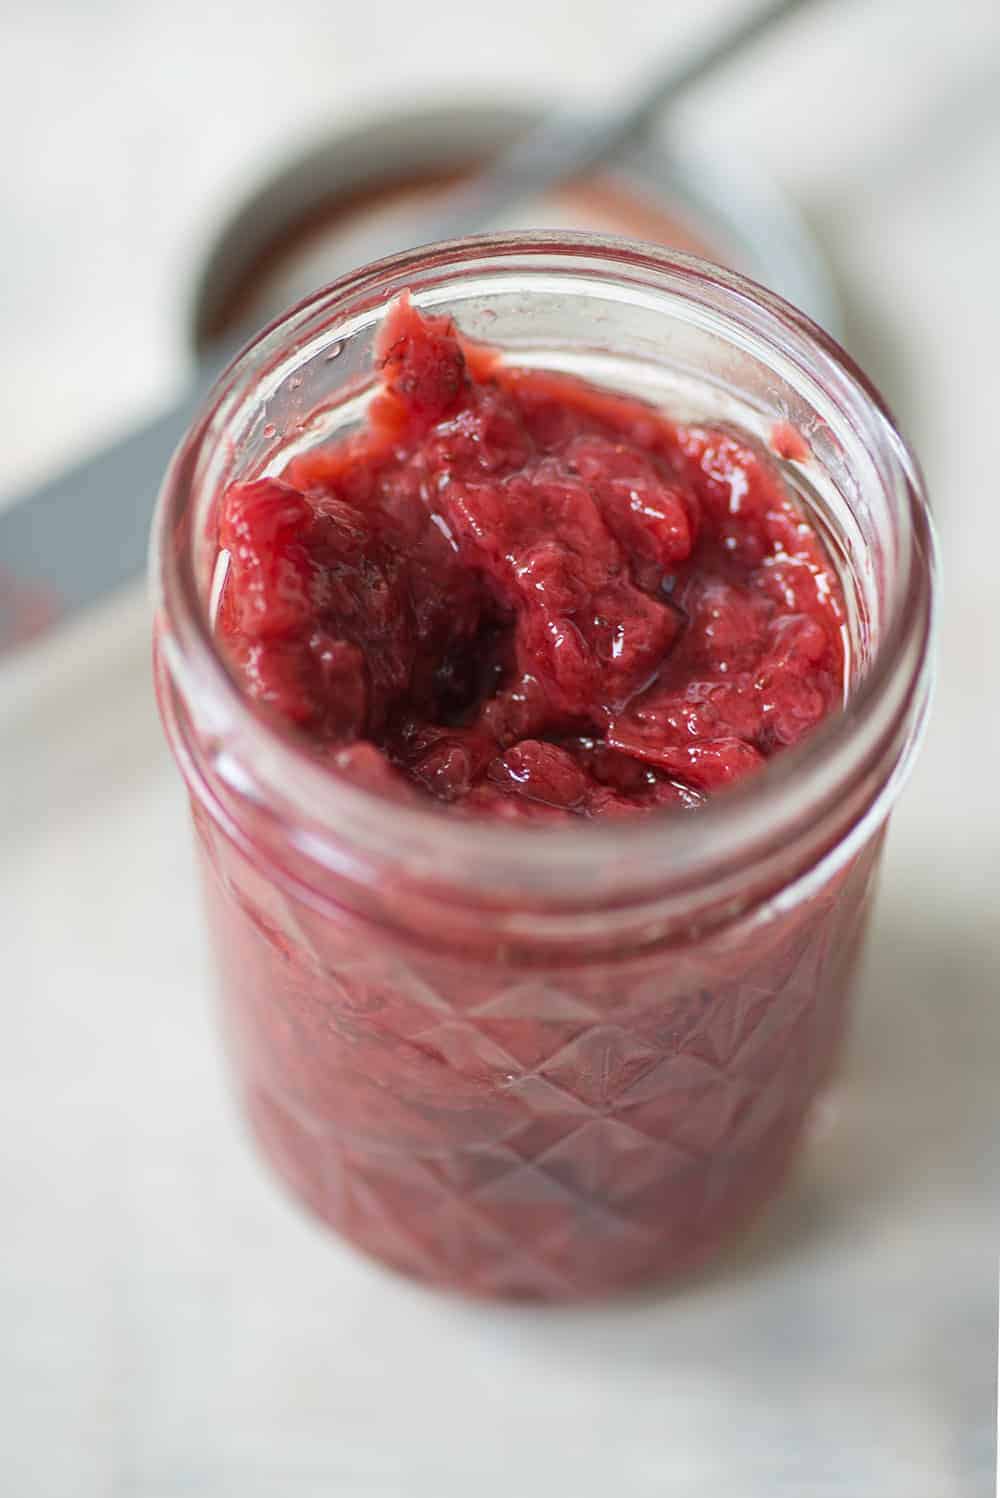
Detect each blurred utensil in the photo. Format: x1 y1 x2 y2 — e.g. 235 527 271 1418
0 0 820 656
395 0 819 248
188 102 842 363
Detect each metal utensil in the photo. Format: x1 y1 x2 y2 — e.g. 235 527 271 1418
0 0 819 655
186 102 841 362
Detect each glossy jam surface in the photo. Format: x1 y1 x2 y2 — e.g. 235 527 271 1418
217 297 845 819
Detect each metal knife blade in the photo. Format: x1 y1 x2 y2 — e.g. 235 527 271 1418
0 390 205 653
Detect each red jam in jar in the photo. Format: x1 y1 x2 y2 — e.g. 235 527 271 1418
154 247 934 1300
217 296 846 817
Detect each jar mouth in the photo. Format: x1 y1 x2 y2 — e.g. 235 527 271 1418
152 231 936 913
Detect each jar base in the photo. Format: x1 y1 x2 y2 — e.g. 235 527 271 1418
239 1079 813 1302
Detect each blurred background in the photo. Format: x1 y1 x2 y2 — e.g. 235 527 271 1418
1 0 997 1494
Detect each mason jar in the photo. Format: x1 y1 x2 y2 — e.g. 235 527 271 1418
152 234 935 1300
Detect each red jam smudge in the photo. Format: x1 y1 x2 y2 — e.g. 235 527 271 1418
217 296 846 819
770 420 810 463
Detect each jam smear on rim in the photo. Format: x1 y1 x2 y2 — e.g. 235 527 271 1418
217 295 846 819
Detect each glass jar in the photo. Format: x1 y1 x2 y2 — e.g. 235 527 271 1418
152 234 935 1300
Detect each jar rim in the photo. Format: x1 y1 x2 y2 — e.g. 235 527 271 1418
152 231 936 914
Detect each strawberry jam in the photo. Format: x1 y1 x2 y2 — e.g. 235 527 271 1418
217 296 846 818
186 291 875 1300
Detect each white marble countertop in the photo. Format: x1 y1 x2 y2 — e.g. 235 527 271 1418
1 2 998 1494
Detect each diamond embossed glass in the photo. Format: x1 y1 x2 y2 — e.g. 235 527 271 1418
152 235 935 1299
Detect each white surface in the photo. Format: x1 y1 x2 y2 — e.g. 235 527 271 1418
1 1 998 1494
